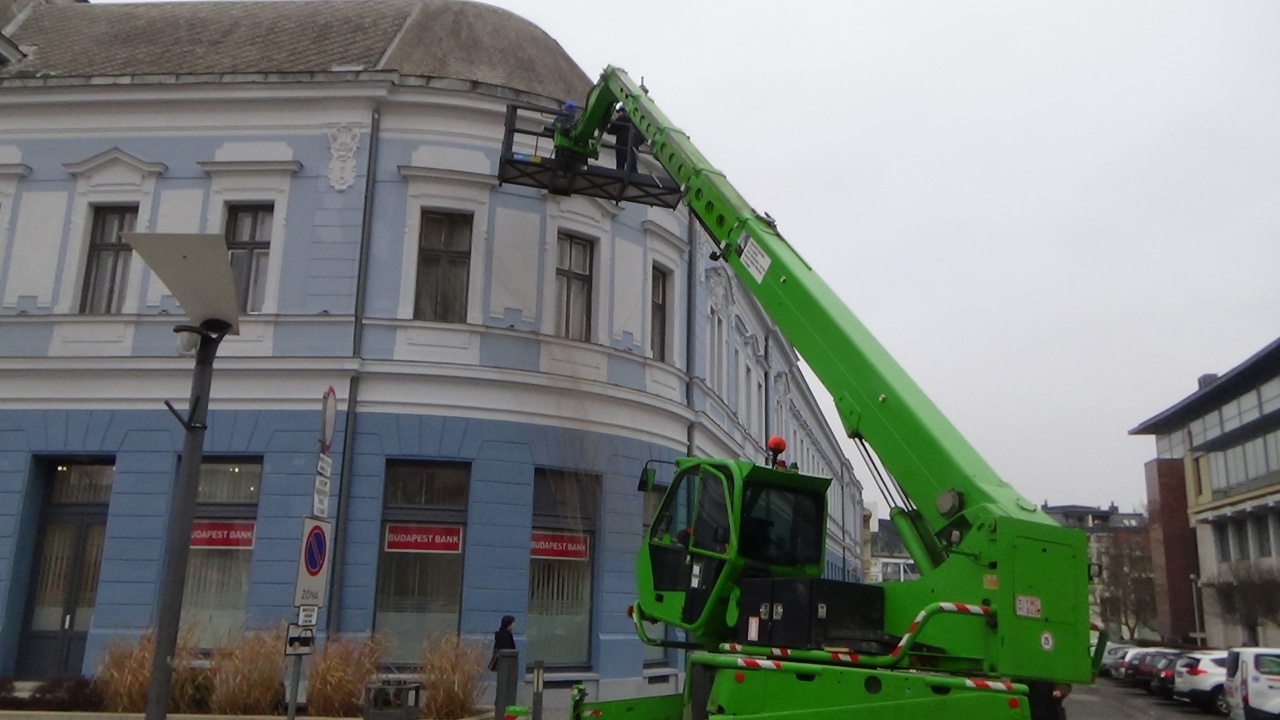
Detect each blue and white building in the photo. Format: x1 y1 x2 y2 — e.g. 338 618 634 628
0 0 864 698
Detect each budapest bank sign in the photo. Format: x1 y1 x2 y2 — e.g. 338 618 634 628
384 524 463 553
189 520 256 549
531 532 589 561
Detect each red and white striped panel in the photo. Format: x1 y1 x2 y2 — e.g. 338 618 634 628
769 647 791 657
723 643 743 652
964 679 1015 692
583 710 604 717
737 658 782 670
938 602 991 616
830 652 859 663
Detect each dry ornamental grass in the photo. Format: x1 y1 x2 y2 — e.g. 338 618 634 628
209 625 287 715
95 627 208 713
419 634 486 720
306 634 387 717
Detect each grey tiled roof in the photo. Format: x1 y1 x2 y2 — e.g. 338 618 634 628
2 0 591 102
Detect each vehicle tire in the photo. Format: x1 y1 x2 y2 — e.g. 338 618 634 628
1209 688 1228 716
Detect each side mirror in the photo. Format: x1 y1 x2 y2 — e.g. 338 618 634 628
1088 562 1103 582
638 467 656 492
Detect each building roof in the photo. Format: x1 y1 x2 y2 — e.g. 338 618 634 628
1 0 591 102
1131 335 1280 436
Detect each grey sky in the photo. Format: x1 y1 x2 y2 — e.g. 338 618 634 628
83 0 1280 514
484 0 1280 513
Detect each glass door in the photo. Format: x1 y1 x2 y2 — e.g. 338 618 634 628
18 463 112 679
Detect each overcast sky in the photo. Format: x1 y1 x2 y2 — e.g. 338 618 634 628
83 0 1280 514
482 0 1280 514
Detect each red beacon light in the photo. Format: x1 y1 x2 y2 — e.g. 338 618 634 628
766 436 787 467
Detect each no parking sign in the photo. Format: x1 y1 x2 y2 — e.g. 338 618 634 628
294 517 332 607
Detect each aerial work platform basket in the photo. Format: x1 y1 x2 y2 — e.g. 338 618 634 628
497 104 682 209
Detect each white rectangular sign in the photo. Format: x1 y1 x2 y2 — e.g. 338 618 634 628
297 605 319 627
294 517 332 608
285 624 315 656
313 474 331 519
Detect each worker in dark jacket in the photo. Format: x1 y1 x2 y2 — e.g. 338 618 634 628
608 104 641 172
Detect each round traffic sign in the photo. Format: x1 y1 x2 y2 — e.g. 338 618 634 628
304 524 327 576
320 386 338 453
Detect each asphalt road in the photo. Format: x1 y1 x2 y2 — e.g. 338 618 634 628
1067 678 1216 719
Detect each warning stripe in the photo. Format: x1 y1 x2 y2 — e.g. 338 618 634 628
770 647 791 657
964 679 1015 692
737 658 781 670
938 602 991 616
830 652 859 663
724 643 742 652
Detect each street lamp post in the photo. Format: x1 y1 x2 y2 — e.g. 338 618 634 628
126 233 240 720
145 320 230 720
1190 573 1203 647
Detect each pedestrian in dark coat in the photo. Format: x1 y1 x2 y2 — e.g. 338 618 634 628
489 615 516 671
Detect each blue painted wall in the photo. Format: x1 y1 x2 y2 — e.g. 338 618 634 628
0 408 680 678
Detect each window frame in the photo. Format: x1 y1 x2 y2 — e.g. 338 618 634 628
181 458 263 650
555 233 595 342
374 460 471 665
223 204 274 314
413 210 474 324
651 266 669 362
79 205 139 314
527 468 600 670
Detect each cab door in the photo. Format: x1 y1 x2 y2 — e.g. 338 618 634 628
644 465 734 632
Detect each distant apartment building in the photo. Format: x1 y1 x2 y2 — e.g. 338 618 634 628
866 519 920 584
1132 336 1280 647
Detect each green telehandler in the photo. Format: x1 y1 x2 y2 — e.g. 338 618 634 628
498 66 1105 720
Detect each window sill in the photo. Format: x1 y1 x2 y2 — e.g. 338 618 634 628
642 667 678 679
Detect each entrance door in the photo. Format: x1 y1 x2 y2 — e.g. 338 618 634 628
18 463 112 679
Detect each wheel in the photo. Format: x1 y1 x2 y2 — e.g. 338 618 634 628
1208 688 1228 716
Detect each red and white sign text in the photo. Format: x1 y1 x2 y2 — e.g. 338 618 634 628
190 520 256 549
384 524 463 553
531 531 589 561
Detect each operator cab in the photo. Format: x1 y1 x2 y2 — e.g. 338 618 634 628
634 443 831 647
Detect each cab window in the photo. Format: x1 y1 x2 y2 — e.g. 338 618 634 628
738 484 823 566
650 466 730 555
1257 654 1280 676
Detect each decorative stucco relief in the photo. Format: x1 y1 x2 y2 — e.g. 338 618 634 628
327 127 359 191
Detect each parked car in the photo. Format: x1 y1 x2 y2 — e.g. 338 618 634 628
1150 653 1180 699
1114 646 1154 681
1100 644 1134 678
1174 650 1228 715
1226 647 1280 720
1129 649 1180 690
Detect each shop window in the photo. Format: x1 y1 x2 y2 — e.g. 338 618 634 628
527 469 599 667
375 462 469 664
181 461 261 648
